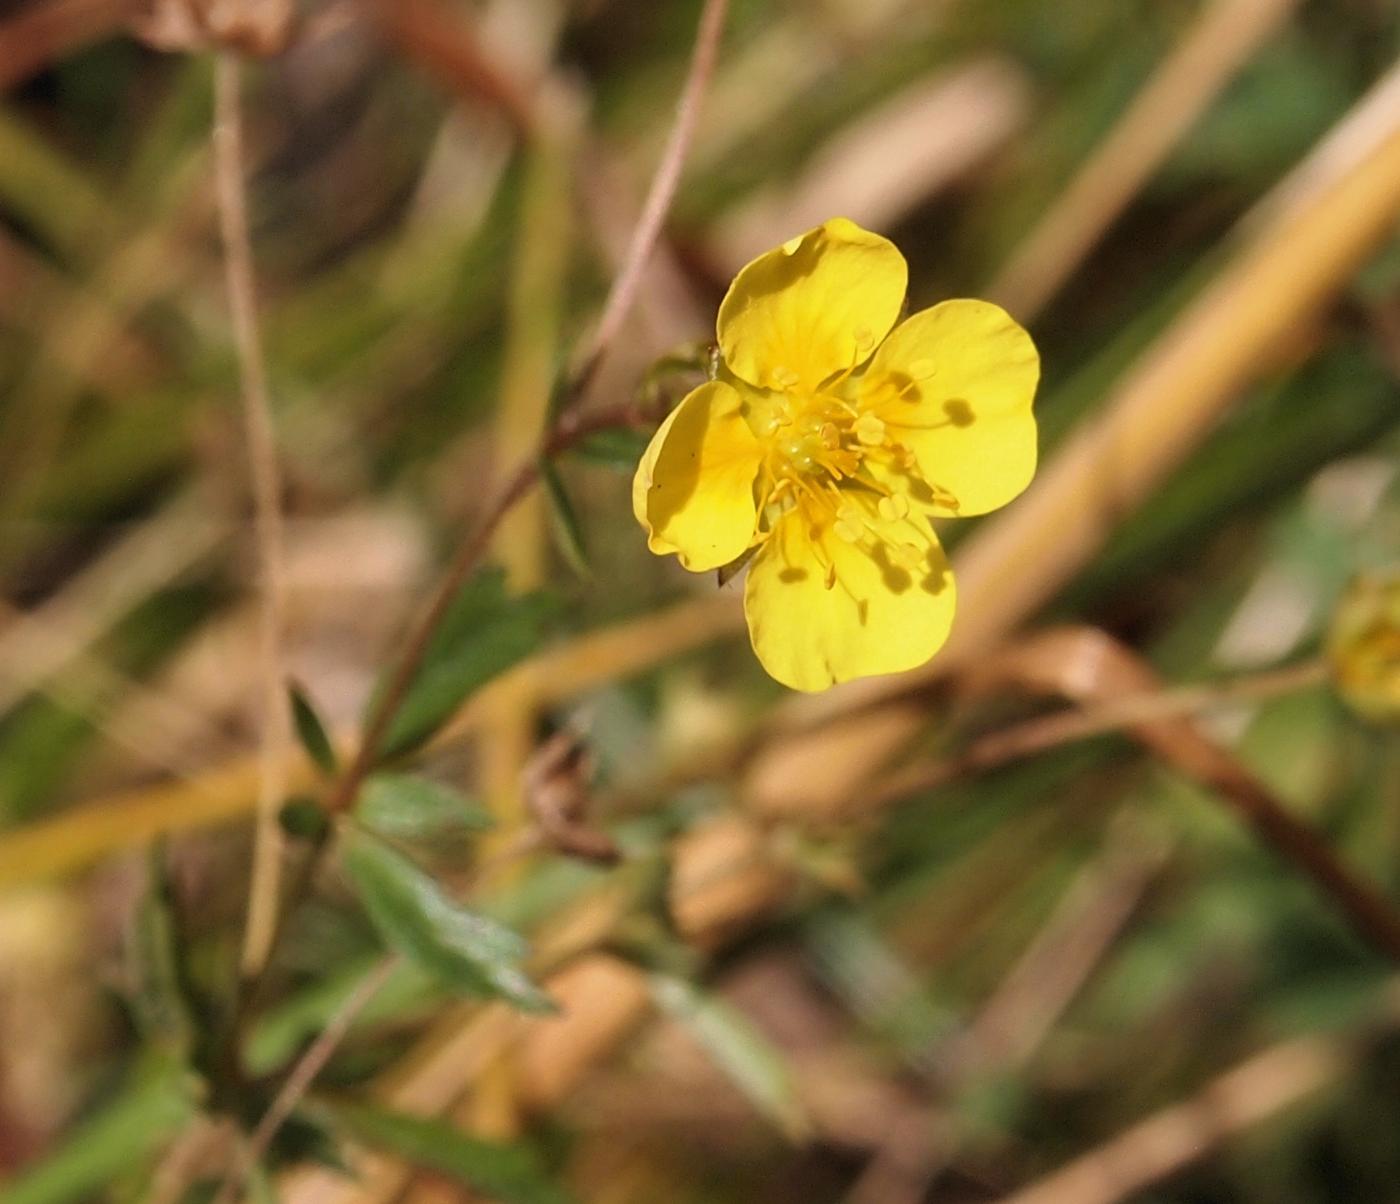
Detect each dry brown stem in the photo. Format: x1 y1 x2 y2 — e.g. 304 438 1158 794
995 995 1400 1204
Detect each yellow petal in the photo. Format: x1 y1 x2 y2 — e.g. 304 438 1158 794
862 299 1038 516
743 497 955 692
632 381 764 572
717 218 907 392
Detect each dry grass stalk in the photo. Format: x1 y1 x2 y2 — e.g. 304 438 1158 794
995 993 1400 1204
710 58 1030 272
0 594 740 891
0 598 228 782
0 494 225 716
481 129 575 857
988 0 1303 319
965 630 1400 961
213 54 294 980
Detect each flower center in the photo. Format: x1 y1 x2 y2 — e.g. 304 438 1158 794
758 391 866 481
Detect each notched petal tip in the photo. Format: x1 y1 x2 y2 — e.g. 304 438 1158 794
716 217 908 392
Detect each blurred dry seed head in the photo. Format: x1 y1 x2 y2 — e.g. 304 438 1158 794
523 728 620 864
657 671 747 774
669 814 793 950
516 954 652 1112
743 703 925 822
133 0 294 54
1328 570 1400 723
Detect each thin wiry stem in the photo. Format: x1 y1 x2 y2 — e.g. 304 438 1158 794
212 956 400 1204
229 0 727 1093
568 0 728 404
317 0 730 813
869 657 1329 808
874 656 1400 964
213 53 293 981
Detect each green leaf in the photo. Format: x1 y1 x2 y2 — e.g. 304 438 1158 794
316 1102 573 1204
1 1058 197 1204
357 773 494 840
278 796 331 843
289 681 338 774
569 426 650 471
650 975 809 1140
373 569 558 761
537 457 590 579
245 955 437 1076
127 846 195 1058
341 828 554 1013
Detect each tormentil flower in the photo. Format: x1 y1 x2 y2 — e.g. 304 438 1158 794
633 217 1039 692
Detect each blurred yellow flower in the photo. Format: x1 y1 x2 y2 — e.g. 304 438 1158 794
1328 571 1400 724
633 217 1039 691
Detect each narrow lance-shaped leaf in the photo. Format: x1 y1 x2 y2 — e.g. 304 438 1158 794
537 456 591 579
127 845 195 1058
570 426 652 471
356 773 494 840
341 827 554 1013
650 974 810 1140
289 681 338 774
315 1102 574 1204
371 568 558 761
1 1057 197 1204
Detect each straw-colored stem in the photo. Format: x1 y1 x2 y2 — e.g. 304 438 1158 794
213 54 293 980
988 0 1301 320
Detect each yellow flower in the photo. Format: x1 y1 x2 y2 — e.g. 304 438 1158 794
633 217 1039 692
1328 571 1400 724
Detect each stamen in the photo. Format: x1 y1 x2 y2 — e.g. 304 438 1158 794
890 442 918 470
854 412 886 446
771 366 801 390
878 494 910 522
833 505 864 544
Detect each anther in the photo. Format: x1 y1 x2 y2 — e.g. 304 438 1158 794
854 413 886 446
833 507 864 544
891 442 918 470
770 366 801 390
878 494 910 522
